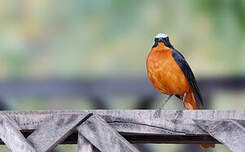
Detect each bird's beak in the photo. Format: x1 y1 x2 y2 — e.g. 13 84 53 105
158 38 164 42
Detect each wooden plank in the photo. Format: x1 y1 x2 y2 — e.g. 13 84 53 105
77 133 93 152
77 114 139 152
1 110 245 144
194 119 245 152
27 113 92 152
0 114 36 152
6 110 245 134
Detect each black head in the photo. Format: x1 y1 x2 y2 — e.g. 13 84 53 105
152 33 173 49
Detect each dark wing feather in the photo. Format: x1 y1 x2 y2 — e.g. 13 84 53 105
172 49 204 108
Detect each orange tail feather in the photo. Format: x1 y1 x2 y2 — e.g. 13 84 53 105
182 91 198 110
182 91 215 149
200 143 215 149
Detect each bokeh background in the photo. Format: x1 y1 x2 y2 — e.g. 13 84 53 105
1 0 245 151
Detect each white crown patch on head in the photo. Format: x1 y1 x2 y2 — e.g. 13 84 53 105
155 33 168 38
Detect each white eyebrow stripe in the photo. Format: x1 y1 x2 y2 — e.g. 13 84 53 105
155 33 168 38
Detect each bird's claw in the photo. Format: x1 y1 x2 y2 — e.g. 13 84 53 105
153 108 162 118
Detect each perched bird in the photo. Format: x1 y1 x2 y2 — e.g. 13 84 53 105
146 33 215 149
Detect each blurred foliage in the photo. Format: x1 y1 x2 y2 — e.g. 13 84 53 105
0 0 244 79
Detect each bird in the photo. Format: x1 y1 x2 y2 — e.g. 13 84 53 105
146 33 215 149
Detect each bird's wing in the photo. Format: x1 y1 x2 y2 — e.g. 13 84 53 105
172 49 204 108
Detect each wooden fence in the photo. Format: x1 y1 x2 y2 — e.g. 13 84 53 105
0 76 244 152
0 110 244 152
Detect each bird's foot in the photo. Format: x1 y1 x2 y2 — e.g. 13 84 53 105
153 108 162 118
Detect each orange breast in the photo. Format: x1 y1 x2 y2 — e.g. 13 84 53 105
146 43 190 95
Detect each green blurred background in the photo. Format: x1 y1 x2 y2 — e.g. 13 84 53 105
1 0 245 151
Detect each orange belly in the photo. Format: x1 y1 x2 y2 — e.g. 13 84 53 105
146 46 190 96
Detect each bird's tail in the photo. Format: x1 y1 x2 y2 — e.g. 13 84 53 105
181 91 215 149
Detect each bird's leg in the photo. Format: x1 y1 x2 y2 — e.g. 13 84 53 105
183 92 187 103
154 95 173 118
182 92 187 110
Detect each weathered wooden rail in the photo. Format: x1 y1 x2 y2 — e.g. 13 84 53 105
0 110 244 152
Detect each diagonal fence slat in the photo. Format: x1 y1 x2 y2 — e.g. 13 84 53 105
78 133 93 152
194 119 245 152
77 114 140 152
0 114 36 152
27 113 92 152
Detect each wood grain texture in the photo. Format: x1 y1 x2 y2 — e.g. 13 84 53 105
77 114 139 152
78 133 93 152
27 113 91 152
0 114 36 152
5 110 245 135
0 110 244 144
194 119 245 152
